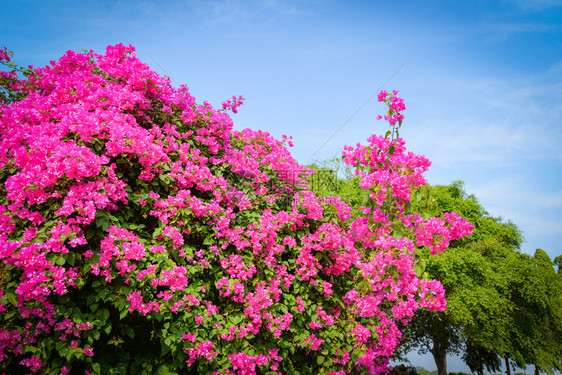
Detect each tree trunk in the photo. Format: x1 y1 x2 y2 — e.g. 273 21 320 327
430 343 448 375
504 357 511 375
534 365 539 375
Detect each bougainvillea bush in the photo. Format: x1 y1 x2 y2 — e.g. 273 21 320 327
0 45 472 374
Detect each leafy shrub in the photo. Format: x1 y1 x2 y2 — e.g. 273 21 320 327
0 45 472 374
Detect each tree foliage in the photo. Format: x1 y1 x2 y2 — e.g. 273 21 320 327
0 46 472 374
389 183 561 375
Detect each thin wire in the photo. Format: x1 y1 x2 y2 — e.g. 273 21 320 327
309 55 413 161
149 55 180 87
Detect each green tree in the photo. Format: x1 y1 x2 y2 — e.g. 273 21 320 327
401 184 562 375
500 249 562 374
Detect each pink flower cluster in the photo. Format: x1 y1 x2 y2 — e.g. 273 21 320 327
222 349 282 375
376 90 405 126
184 340 218 366
222 95 245 114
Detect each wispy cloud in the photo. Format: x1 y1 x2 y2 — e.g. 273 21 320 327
506 0 562 11
261 0 309 15
407 69 562 168
193 0 310 25
482 21 560 43
488 21 559 34
471 177 562 209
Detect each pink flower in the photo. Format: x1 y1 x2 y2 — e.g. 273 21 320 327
84 346 94 356
182 332 197 342
309 321 322 329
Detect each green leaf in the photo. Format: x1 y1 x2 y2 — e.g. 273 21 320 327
86 229 96 239
65 252 75 266
230 313 244 325
56 295 70 304
104 322 112 335
99 308 110 324
4 292 17 306
120 309 128 319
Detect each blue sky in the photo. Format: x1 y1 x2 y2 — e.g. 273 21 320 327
2 0 562 371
